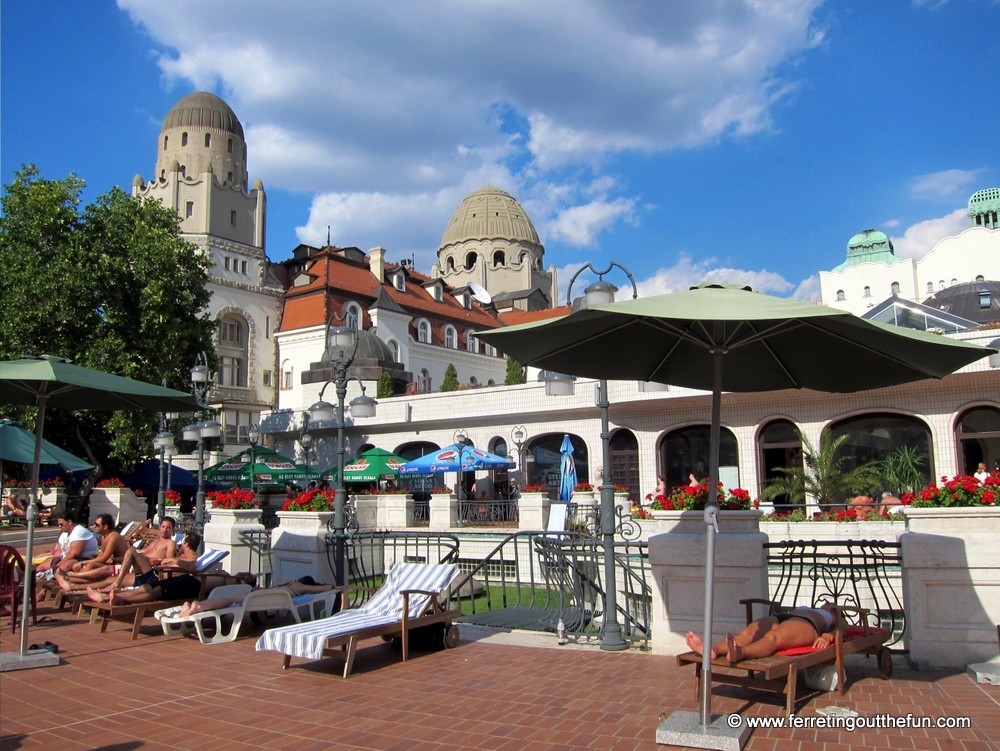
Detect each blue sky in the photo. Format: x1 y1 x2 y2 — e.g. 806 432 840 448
3 0 997 303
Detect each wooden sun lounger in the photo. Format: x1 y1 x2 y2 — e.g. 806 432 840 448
79 598 186 639
676 599 893 715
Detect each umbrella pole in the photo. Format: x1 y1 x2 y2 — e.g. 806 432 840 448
699 349 724 725
19 397 47 656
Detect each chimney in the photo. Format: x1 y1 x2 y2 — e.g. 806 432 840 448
369 246 386 283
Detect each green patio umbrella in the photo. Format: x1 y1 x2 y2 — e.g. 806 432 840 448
323 447 408 483
0 418 93 472
480 283 996 732
0 355 199 664
205 446 320 489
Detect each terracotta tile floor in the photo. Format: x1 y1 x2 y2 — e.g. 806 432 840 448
2 598 998 751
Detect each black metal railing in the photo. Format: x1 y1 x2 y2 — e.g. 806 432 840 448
764 539 905 649
410 498 429 526
457 499 518 526
239 528 273 586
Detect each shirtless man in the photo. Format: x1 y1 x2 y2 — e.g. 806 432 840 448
53 514 131 590
86 532 202 604
685 602 848 663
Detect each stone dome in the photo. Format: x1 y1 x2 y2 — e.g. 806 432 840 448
355 330 396 365
923 280 1000 324
440 185 540 248
162 92 244 140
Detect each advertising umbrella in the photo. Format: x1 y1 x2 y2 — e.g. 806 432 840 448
0 418 93 472
0 355 199 664
480 283 995 731
123 458 204 495
398 443 515 474
205 446 320 489
323 447 407 483
558 435 577 501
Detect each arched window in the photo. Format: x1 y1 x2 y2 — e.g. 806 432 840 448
344 302 362 330
610 429 639 500
524 433 589 491
444 325 457 349
976 274 985 282
163 136 168 150
469 376 478 386
756 419 803 508
204 133 211 147
493 250 505 266
388 340 399 363
417 320 430 343
181 132 188 147
863 286 871 298
660 425 739 492
836 290 845 301
890 281 900 294
419 369 431 392
467 330 478 353
464 252 477 270
955 407 1000 475
227 138 233 154
926 282 934 294
447 257 455 271
280 360 293 390
828 413 933 492
218 314 249 388
951 278 958 286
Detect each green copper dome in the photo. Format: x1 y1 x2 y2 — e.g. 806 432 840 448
968 187 1000 222
834 229 900 271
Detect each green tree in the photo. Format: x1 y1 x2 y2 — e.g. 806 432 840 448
439 363 459 392
377 371 393 398
505 356 525 385
759 432 882 509
0 164 216 479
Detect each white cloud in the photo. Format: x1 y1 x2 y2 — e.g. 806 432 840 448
634 255 795 298
119 0 826 248
909 169 983 200
890 208 968 259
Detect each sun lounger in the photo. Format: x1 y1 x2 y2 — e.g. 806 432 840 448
256 562 461 677
155 584 339 644
675 598 893 715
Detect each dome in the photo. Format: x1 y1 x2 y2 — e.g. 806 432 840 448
923 280 1000 324
440 185 540 248
162 92 244 140
847 229 892 252
355 330 396 364
968 187 1000 215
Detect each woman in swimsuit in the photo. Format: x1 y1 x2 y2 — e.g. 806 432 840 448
685 602 848 663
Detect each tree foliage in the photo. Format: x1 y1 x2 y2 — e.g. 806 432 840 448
505 356 525 385
377 371 393 399
0 165 216 479
439 363 459 392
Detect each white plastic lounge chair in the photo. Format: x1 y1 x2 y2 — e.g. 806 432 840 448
255 562 461 677
155 584 338 644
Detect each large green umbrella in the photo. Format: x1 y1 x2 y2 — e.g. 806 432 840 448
0 418 93 472
205 446 320 489
0 355 199 664
323 447 407 483
480 283 996 732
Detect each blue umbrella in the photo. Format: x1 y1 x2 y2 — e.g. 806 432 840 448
398 443 514 474
558 435 577 501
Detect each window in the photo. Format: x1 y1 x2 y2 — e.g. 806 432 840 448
230 210 237 226
224 257 231 271
890 281 900 294
863 286 871 298
829 413 933 485
228 138 233 154
393 273 405 292
927 282 934 294
219 356 246 387
220 320 244 344
836 290 845 301
163 136 168 150
417 320 430 343
204 133 211 147
976 275 985 282
419 369 431 392
218 315 249 387
228 172 233 184
469 376 478 386
464 251 477 270
265 316 271 338
661 425 738 491
388 340 399 363
262 370 272 387
493 250 505 266
447 257 455 271
181 132 188 147
484 343 497 357
467 331 478 353
180 165 186 178
979 290 991 309
185 201 194 218
345 303 361 330
956 407 1000 474
444 325 456 349
240 260 247 275
281 362 293 390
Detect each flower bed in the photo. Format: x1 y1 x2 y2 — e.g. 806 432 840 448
96 478 125 488
646 480 753 511
209 488 259 510
282 487 334 512
761 507 892 522
904 472 997 507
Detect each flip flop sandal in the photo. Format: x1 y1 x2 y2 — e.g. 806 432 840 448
41 641 59 654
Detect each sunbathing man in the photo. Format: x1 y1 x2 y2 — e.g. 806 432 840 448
175 576 334 617
94 517 178 590
85 532 203 605
36 510 99 574
53 514 131 589
685 602 848 663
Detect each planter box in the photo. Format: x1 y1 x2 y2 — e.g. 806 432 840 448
648 510 767 656
900 506 1000 669
518 492 548 530
759 519 906 544
89 488 147 525
378 494 413 529
204 508 266 577
271 511 336 586
429 494 457 530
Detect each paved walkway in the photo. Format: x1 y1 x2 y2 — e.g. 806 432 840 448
2 594 998 751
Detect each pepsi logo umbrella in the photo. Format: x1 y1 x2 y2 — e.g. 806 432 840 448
398 443 514 475
323 447 408 483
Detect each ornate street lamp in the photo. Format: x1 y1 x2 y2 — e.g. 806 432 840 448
453 428 470 521
299 413 314 472
153 417 175 523
510 425 527 484
184 351 221 543
247 423 260 502
307 313 377 586
548 261 637 653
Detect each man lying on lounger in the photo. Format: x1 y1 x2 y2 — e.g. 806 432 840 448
84 532 203 606
685 602 849 663
173 576 334 618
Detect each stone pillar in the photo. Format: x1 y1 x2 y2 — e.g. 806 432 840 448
379 494 413 529
900 506 1000 669
203 508 266 577
270 511 336 585
648 510 767 656
517 492 549 530
429 493 457 530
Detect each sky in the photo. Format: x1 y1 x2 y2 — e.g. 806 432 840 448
3 0 998 304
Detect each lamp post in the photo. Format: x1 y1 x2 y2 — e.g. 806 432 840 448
299 414 313 473
247 423 260 501
555 261 637 653
510 425 526 485
307 314 378 586
453 428 470 522
183 352 221 542
154 414 175 523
